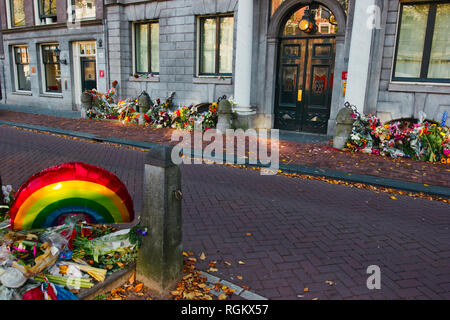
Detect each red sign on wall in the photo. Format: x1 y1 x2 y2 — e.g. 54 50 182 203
99 70 105 78
342 71 348 80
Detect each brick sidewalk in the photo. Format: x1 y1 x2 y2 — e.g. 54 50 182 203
1 126 449 300
1 109 449 188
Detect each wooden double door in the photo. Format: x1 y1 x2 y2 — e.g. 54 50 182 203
275 37 336 134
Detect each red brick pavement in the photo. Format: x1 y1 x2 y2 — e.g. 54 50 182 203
1 126 449 300
1 110 449 188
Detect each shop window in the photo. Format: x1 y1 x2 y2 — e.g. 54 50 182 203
10 0 26 27
134 21 159 74
41 44 62 93
70 0 96 20
198 15 234 76
13 46 31 91
393 2 450 82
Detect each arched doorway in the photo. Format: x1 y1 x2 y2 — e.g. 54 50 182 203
268 0 347 134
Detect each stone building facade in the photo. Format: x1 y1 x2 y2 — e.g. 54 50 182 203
0 0 449 135
360 0 450 126
0 0 107 110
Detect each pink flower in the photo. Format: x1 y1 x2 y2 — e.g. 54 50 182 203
444 149 450 157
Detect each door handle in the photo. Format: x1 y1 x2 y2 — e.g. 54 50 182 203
297 89 303 102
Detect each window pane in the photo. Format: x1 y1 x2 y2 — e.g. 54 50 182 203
219 17 233 74
43 45 58 63
45 63 61 92
42 45 61 92
428 3 450 79
201 18 216 74
73 0 96 20
14 47 31 91
150 23 160 73
394 4 429 78
42 0 57 16
17 64 31 90
136 24 149 73
12 0 26 26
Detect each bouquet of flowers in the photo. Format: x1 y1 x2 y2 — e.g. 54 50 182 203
171 105 196 130
145 99 172 128
345 105 450 162
112 99 139 123
201 102 218 130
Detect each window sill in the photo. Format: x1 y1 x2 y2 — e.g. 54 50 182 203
388 82 450 94
129 76 160 82
40 93 63 98
12 91 32 96
193 77 232 85
2 19 103 34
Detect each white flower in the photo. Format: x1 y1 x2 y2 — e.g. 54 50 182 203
1 185 11 197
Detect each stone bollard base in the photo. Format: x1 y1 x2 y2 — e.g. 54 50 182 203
136 145 183 298
80 107 87 119
333 135 349 149
135 273 179 298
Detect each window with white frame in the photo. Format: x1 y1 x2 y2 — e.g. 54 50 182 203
198 14 234 76
70 0 96 21
41 44 62 93
13 46 31 91
393 1 450 83
10 0 26 27
134 21 160 74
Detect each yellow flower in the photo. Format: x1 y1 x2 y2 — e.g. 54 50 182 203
384 124 390 129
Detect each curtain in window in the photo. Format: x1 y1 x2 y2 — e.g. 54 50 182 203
394 4 429 78
41 0 57 16
428 4 450 79
12 0 26 26
136 24 149 73
219 16 234 74
150 23 160 73
14 47 31 91
201 18 217 74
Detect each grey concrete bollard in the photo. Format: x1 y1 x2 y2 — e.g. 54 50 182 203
136 144 183 297
333 107 355 149
80 92 93 119
216 99 232 133
138 91 151 125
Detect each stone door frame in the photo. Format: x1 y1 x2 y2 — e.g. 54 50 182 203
266 0 347 135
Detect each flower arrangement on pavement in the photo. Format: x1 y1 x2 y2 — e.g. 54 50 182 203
346 106 450 163
84 82 222 131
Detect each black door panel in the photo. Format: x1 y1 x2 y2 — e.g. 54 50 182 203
275 37 335 134
81 57 97 92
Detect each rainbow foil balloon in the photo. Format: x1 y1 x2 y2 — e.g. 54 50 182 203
9 162 135 230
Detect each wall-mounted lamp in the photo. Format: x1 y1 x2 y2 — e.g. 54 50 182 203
54 47 67 65
97 39 103 48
